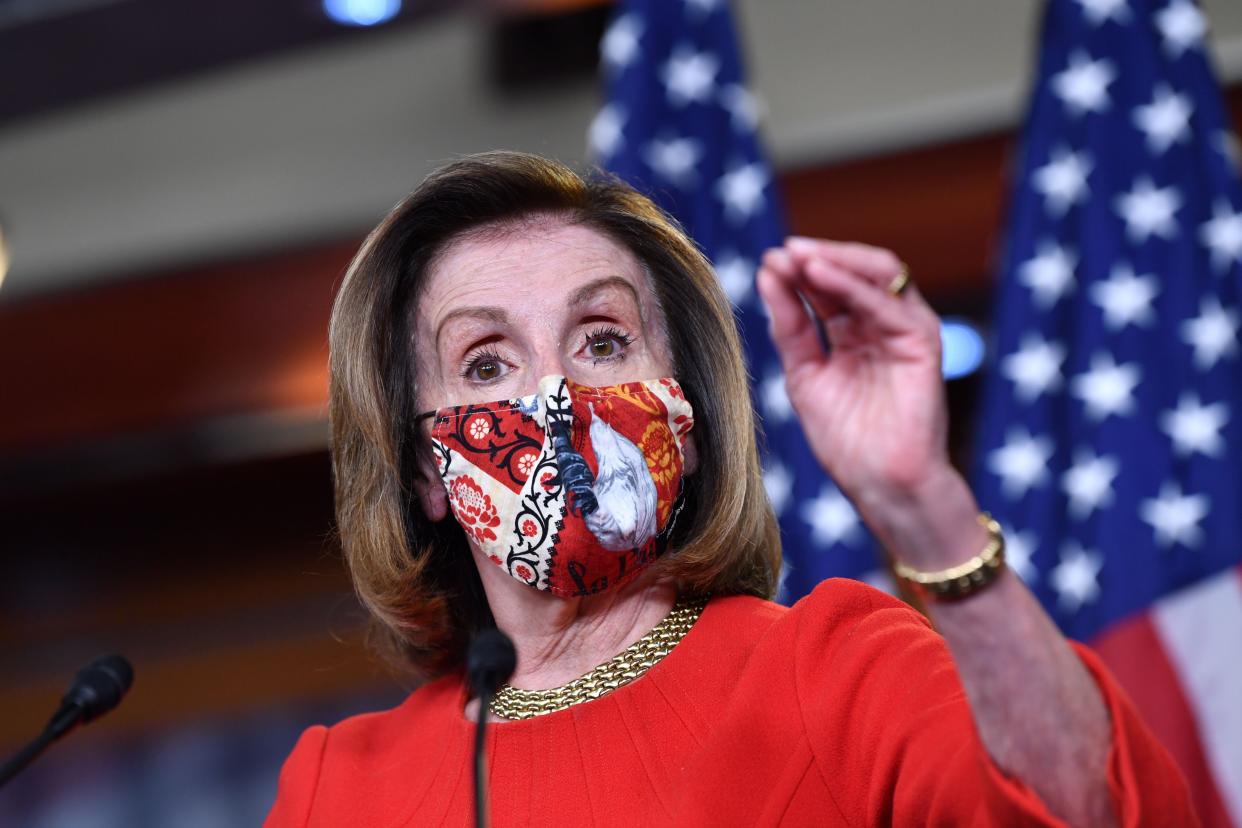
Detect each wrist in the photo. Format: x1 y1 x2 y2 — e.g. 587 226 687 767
892 513 1006 600
853 464 988 570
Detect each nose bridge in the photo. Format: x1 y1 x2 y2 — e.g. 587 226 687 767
531 348 568 384
527 322 572 386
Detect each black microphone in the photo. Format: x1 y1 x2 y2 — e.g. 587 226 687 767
0 654 134 788
466 630 516 828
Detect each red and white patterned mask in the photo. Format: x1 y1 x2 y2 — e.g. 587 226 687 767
422 375 694 598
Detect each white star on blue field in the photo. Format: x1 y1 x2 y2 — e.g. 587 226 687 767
973 0 1242 637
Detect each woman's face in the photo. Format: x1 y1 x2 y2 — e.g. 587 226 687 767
413 219 676 412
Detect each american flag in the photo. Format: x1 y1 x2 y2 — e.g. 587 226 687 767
589 0 881 602
973 1 1242 824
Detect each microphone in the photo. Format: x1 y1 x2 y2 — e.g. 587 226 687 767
0 654 134 788
466 629 516 828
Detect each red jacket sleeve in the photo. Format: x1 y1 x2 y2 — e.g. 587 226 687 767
264 725 328 828
792 579 1196 826
1071 643 1200 827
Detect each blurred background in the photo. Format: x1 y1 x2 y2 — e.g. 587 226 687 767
1 0 1240 825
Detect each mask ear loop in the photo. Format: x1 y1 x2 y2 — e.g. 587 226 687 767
656 478 688 544
412 410 453 481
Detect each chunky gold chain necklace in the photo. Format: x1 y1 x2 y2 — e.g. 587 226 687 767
488 594 709 721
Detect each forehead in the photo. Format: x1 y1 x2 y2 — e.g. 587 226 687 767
418 219 655 321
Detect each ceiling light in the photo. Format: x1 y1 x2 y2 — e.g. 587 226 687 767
0 222 9 292
323 0 401 27
940 317 986 380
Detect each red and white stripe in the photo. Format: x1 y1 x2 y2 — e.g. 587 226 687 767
1093 565 1242 828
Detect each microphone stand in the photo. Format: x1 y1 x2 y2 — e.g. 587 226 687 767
0 729 59 788
473 685 495 828
466 629 516 828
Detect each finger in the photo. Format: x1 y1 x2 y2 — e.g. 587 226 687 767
797 257 922 339
763 246 842 320
757 265 825 377
763 246 847 318
761 246 797 278
786 237 903 289
800 249 940 327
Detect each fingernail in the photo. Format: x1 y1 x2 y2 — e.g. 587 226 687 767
765 248 792 269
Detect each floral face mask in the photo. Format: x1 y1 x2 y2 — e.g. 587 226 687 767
420 375 694 598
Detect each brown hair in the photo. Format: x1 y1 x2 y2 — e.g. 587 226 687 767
329 151 780 678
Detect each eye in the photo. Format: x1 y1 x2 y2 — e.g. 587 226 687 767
582 326 635 363
460 347 508 383
475 359 501 380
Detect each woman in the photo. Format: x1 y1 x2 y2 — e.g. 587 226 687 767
266 152 1194 826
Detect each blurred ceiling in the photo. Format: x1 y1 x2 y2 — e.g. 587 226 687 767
0 0 1240 299
0 0 442 126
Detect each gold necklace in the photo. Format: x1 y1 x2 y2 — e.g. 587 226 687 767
488 594 709 721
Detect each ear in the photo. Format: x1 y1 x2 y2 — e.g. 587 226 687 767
413 451 450 522
681 433 699 476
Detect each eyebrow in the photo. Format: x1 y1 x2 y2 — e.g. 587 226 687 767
435 275 646 350
567 275 643 313
434 305 509 353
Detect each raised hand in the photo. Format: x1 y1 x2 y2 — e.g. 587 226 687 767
756 237 983 568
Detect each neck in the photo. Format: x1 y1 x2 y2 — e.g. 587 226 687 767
476 558 676 691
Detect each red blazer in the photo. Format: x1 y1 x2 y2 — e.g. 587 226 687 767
266 579 1195 826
